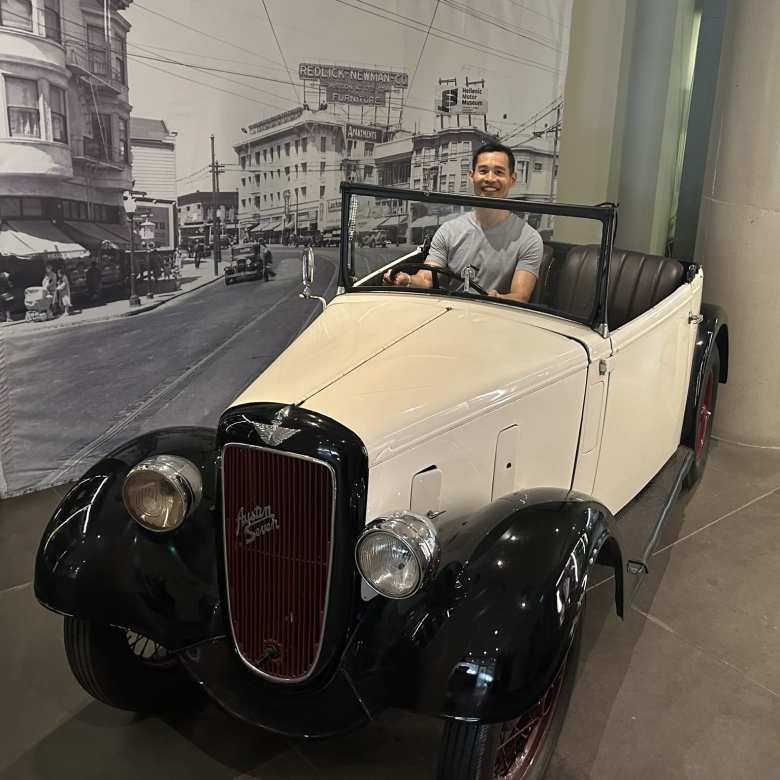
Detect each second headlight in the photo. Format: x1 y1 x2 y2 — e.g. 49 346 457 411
355 512 439 599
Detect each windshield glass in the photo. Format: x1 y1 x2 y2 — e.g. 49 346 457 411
340 187 614 327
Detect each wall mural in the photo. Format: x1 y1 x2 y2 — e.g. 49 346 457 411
0 0 572 498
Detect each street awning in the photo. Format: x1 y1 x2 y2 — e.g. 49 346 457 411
356 217 386 232
63 221 130 249
0 220 89 260
260 220 283 232
378 216 408 227
410 213 460 229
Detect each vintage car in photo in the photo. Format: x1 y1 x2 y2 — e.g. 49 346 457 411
34 184 728 779
224 242 266 285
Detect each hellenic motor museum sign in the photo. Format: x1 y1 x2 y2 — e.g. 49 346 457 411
436 83 489 115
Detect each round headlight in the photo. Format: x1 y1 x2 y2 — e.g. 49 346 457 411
356 512 439 599
122 455 202 532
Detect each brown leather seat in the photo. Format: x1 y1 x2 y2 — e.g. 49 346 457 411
530 243 555 305
545 245 684 329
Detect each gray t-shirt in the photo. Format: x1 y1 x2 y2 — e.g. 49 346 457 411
427 211 543 293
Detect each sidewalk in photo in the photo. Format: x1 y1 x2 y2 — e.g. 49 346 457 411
0 258 225 335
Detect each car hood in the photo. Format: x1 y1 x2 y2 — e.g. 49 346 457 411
230 293 588 465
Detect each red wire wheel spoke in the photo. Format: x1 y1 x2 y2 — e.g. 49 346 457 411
695 369 715 461
493 655 568 779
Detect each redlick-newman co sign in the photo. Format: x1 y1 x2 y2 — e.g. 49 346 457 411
299 63 409 88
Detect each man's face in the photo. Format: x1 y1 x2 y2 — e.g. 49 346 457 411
469 151 517 200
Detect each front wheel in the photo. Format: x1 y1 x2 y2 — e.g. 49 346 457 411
436 616 583 780
63 616 190 712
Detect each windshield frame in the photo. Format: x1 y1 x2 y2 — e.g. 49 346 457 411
338 182 617 336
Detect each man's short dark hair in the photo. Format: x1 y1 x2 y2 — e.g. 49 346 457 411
471 142 516 174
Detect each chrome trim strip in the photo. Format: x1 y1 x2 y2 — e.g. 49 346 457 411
220 441 337 684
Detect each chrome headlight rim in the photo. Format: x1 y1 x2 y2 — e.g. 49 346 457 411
355 511 440 599
122 455 203 533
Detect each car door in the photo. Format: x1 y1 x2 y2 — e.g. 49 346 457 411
589 276 703 513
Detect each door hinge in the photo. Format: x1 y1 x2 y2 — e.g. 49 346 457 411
688 312 704 325
598 357 615 376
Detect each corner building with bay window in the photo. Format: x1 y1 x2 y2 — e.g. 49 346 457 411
0 0 133 290
234 106 386 244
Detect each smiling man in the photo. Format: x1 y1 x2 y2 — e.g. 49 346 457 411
389 142 544 302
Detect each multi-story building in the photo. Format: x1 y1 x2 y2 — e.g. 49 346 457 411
177 190 238 249
0 0 133 289
130 117 177 201
233 106 382 244
374 126 558 242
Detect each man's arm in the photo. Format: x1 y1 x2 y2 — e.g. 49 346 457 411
385 226 447 288
487 269 537 303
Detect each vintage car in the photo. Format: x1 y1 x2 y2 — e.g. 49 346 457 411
34 184 728 779
224 242 266 285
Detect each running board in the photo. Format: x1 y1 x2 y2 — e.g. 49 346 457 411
615 446 694 602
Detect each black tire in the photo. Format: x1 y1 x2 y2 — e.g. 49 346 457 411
436 614 584 780
684 348 720 489
63 616 190 712
225 277 232 285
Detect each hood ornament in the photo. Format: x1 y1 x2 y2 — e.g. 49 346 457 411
249 407 300 446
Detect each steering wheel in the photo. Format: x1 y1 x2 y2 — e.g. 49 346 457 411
386 261 488 296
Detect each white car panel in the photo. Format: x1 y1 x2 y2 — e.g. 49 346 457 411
302 298 587 467
591 272 703 513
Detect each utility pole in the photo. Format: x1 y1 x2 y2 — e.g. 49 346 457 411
209 134 225 276
549 102 561 202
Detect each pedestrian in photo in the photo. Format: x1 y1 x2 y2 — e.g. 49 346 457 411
194 242 203 269
0 268 14 322
42 263 57 296
85 260 101 305
150 249 162 284
54 267 71 316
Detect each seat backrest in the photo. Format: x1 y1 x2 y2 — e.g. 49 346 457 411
546 245 685 329
530 243 555 305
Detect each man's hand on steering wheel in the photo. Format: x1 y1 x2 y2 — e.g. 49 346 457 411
383 262 488 296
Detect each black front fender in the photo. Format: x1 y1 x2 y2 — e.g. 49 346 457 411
343 488 623 724
34 427 226 650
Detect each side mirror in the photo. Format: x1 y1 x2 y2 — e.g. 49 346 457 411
300 247 326 312
301 247 315 288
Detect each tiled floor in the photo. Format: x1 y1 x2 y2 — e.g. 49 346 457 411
1 439 778 779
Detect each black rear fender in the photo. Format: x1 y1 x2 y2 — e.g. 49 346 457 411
33 427 225 650
682 303 728 447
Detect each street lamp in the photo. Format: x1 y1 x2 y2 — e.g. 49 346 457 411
122 193 141 306
283 189 290 245
139 215 156 299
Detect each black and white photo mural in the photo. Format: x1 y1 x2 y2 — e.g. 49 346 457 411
0 0 572 497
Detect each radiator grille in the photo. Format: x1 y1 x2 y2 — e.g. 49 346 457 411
222 443 334 681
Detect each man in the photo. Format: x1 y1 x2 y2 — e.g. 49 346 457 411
85 260 101 305
387 142 543 303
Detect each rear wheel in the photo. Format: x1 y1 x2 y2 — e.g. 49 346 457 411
63 616 190 711
436 616 583 780
684 348 720 489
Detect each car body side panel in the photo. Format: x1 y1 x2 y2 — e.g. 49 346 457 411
591 275 703 513
361 369 588 540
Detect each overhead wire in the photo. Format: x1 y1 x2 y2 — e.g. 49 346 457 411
329 0 560 75
258 0 301 103
409 0 441 91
